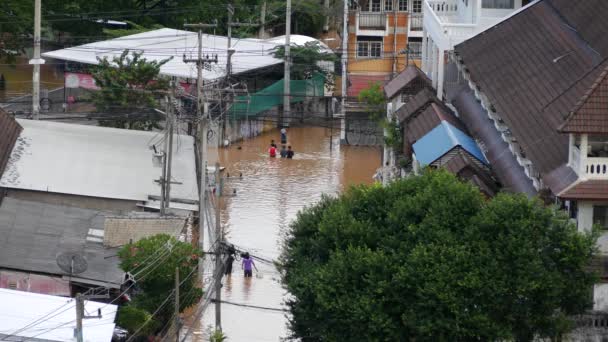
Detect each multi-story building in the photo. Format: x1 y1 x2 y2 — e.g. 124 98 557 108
345 0 424 98
420 0 533 99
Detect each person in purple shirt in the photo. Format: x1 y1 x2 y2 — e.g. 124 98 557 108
242 252 257 277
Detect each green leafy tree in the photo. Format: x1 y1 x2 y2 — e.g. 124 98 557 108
91 49 171 130
358 82 402 151
279 170 598 342
117 234 203 336
271 41 336 87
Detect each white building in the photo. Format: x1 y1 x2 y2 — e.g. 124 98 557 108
420 0 531 99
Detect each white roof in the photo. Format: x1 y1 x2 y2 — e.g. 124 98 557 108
42 28 283 80
0 288 117 342
0 119 198 203
265 35 332 52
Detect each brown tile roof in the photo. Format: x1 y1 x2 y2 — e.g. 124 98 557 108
434 149 498 196
455 0 608 181
558 180 608 200
560 66 608 134
0 108 21 178
383 65 432 100
405 102 468 145
395 88 438 123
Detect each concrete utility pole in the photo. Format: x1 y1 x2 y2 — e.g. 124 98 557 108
340 0 348 143
281 0 292 128
31 0 44 120
75 293 108 342
324 0 330 32
174 267 180 342
214 162 222 331
166 81 176 211
259 1 267 38
183 22 218 281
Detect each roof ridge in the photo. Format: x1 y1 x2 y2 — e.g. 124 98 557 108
559 64 608 132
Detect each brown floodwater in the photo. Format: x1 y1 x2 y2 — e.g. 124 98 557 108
0 57 63 101
183 126 381 341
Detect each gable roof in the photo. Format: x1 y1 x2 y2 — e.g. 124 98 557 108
383 65 432 100
404 101 469 145
559 179 608 200
433 149 498 196
413 121 487 166
455 0 608 182
560 66 608 134
395 88 438 123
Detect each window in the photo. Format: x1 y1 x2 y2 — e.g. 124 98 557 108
370 0 382 12
412 0 422 12
357 38 383 58
482 0 514 9
594 206 608 229
462 0 469 6
384 0 393 11
398 0 408 11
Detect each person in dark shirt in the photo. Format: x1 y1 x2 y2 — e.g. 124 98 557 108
270 139 277 148
280 145 287 158
286 145 294 159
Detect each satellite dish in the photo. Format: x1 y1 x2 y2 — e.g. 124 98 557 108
57 252 88 275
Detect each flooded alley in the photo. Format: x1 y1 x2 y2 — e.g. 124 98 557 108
185 126 381 341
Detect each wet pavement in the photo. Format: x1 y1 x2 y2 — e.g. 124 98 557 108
183 126 381 341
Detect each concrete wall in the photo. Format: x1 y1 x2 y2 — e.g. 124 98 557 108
4 189 140 213
578 201 608 255
104 216 187 247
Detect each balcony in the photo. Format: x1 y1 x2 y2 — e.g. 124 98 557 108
423 0 477 51
586 158 608 179
356 12 388 35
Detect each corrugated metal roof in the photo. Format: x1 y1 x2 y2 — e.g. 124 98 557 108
405 102 469 145
413 121 487 166
395 88 438 124
0 198 123 287
0 119 198 202
455 0 608 180
42 28 327 81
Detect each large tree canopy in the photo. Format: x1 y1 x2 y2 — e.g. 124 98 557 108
279 170 598 342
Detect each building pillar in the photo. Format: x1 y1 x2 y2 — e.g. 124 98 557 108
568 133 574 168
430 43 437 88
436 49 445 100
580 133 588 178
421 30 428 73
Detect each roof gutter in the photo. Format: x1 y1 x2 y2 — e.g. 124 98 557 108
452 89 537 197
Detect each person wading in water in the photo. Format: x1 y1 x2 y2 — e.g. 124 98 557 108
242 252 257 277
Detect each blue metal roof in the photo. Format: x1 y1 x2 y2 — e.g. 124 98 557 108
413 121 488 166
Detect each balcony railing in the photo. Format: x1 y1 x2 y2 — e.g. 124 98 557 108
410 13 423 31
358 12 387 30
586 158 608 179
423 0 477 50
427 0 458 16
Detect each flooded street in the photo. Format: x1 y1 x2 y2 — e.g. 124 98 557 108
0 57 63 101
186 126 381 341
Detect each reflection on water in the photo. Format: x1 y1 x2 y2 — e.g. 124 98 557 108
184 126 380 341
0 57 63 101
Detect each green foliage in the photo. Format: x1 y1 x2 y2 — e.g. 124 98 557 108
103 21 164 39
358 82 403 150
279 170 598 342
116 305 159 337
91 50 170 130
271 41 336 87
209 327 228 342
0 0 33 63
118 234 203 333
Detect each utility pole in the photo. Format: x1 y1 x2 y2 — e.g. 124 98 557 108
174 267 180 342
324 0 330 32
259 1 267 39
214 162 222 331
340 0 348 143
75 292 108 342
160 97 170 216
281 0 292 128
166 81 175 209
31 0 44 120
183 22 218 282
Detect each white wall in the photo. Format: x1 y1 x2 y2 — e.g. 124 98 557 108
579 200 608 254
595 284 608 311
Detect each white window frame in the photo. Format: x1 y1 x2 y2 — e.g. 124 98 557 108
384 0 393 12
357 40 383 58
398 0 408 12
482 0 514 9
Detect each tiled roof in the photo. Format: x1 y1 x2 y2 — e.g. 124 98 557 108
383 65 432 100
560 66 608 134
395 88 438 123
558 180 608 200
455 0 608 179
434 149 498 196
0 108 22 179
405 102 468 145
